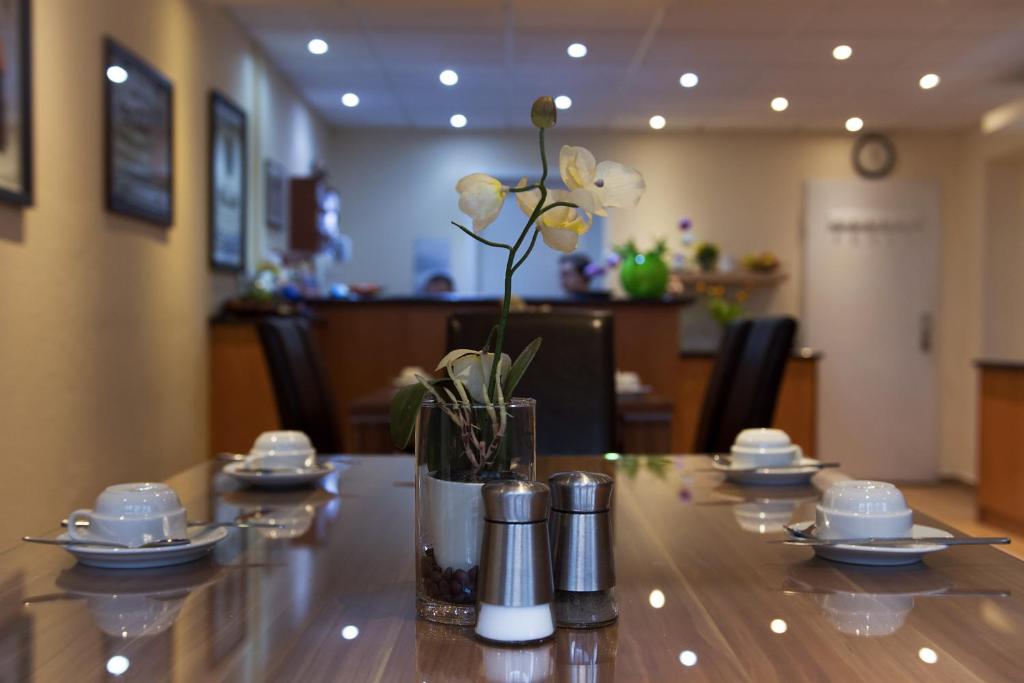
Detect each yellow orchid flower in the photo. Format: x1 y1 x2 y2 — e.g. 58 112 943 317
455 173 507 232
559 145 645 217
513 178 591 253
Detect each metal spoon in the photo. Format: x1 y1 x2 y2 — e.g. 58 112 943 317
770 536 1011 547
23 536 191 549
60 518 282 530
709 455 841 473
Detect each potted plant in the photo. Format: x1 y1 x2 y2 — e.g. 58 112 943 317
390 97 645 625
615 239 670 299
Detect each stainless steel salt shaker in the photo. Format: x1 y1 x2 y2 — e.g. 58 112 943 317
549 471 618 628
475 480 555 644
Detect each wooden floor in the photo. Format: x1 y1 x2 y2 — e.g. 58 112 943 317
902 481 1024 560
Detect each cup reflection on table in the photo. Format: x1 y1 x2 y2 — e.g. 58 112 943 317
556 624 619 682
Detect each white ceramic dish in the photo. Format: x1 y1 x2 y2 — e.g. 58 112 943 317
712 457 821 486
224 461 334 489
67 482 187 548
247 430 317 469
56 527 228 569
785 521 952 566
816 480 913 539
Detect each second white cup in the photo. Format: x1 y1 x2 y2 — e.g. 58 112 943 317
67 482 187 547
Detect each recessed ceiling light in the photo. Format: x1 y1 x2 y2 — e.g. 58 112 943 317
554 95 572 110
106 65 128 84
771 97 789 112
919 73 940 90
567 42 588 59
450 113 467 128
832 44 852 61
679 72 699 88
307 38 328 55
341 92 360 107
845 116 864 132
649 115 666 130
439 69 458 86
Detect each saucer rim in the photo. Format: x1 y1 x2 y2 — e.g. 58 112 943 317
223 461 335 478
55 526 228 555
786 520 953 554
712 456 820 473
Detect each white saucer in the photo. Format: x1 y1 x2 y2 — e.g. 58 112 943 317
224 461 334 488
56 527 228 569
712 457 822 486
785 521 953 566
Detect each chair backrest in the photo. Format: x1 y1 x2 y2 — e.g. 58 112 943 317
713 316 798 452
256 317 341 453
693 320 752 453
447 310 616 455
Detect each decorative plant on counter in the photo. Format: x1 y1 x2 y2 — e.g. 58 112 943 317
706 285 748 327
389 96 645 479
694 240 720 272
391 97 645 625
614 239 670 299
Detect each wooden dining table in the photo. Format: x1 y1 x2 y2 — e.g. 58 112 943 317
3 454 1023 682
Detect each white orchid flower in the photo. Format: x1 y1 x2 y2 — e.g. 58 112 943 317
455 173 508 232
513 179 592 253
559 145 645 217
436 348 511 404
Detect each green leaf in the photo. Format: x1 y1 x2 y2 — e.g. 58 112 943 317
503 337 542 398
390 381 429 450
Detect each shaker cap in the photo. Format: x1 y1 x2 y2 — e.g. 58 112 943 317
548 471 614 512
482 480 550 522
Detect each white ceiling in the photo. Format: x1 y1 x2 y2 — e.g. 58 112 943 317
216 0 1024 131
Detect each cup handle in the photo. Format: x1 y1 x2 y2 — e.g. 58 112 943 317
66 510 94 542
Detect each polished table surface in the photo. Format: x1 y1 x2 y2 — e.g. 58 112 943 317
2 455 1023 682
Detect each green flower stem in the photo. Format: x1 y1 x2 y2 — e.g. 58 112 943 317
451 221 512 250
509 184 539 193
485 128 550 401
512 228 540 273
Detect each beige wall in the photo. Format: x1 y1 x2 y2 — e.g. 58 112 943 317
329 127 985 480
0 0 329 545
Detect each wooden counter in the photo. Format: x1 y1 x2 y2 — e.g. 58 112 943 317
209 299 819 456
6 454 1024 681
977 361 1024 532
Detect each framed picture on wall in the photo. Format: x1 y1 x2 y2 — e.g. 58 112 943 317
264 158 286 231
209 92 247 271
0 0 32 205
104 38 173 226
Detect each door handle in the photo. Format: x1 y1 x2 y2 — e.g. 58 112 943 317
919 312 933 353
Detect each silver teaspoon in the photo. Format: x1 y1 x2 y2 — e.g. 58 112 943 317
22 536 191 549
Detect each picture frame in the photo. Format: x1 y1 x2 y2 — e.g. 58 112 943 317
264 158 286 231
209 91 247 271
0 0 32 205
104 38 173 226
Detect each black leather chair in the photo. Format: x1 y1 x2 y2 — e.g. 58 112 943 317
693 320 752 453
447 310 616 455
257 317 341 453
713 317 798 452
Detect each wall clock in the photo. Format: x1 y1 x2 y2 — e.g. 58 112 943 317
852 133 896 179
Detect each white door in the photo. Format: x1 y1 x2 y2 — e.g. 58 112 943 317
803 179 939 480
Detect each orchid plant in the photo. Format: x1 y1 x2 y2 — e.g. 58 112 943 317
390 97 645 479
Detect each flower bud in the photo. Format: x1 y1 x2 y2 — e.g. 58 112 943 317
531 96 557 129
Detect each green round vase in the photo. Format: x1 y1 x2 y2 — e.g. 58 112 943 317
619 251 669 299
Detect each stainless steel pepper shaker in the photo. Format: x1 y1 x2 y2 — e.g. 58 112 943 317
475 480 556 644
548 471 618 628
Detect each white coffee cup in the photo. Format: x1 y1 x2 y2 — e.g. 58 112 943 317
67 483 187 547
815 480 913 540
730 428 802 469
246 430 316 470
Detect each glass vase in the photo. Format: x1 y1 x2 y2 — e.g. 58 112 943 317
415 397 536 625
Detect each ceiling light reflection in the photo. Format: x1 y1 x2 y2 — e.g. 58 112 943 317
771 97 789 112
919 73 940 90
845 117 864 132
567 43 588 58
439 69 458 86
341 92 360 107
770 618 788 634
449 114 467 128
341 625 360 640
554 95 572 110
679 72 699 88
106 656 130 676
649 115 666 130
832 44 852 60
649 589 666 609
106 66 128 84
308 38 328 55
918 647 938 664
679 650 698 667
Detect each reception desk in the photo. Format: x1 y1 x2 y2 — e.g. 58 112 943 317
977 360 1024 532
210 297 820 455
